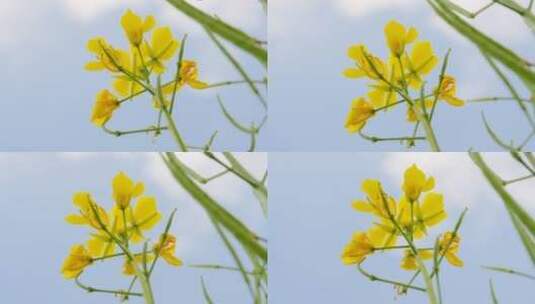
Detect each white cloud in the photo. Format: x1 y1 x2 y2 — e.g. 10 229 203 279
57 0 144 22
57 152 135 161
382 153 535 213
333 0 416 17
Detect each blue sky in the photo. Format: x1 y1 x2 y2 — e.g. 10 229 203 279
269 152 535 303
0 152 266 303
266 0 535 151
2 0 533 152
0 0 266 151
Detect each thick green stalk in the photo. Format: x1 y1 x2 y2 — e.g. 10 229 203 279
165 0 267 65
161 105 188 151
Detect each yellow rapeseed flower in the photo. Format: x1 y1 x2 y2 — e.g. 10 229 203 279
90 89 120 127
435 75 464 107
345 97 375 133
123 253 155 276
126 196 162 243
401 41 439 89
400 249 433 271
415 192 447 230
87 231 116 258
344 44 386 80
121 9 155 46
85 37 130 73
352 179 396 219
61 244 93 279
384 20 418 56
405 99 434 123
439 232 463 267
112 171 144 209
154 234 183 267
402 164 435 202
368 84 397 109
65 192 109 230
163 60 209 92
341 226 389 265
397 192 447 239
142 26 180 74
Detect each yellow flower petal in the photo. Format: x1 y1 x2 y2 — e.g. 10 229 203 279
345 97 375 133
91 90 119 127
343 68 365 79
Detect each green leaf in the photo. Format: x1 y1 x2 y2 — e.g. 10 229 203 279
490 279 499 304
218 96 258 134
166 0 267 65
200 277 214 304
470 152 535 265
252 186 268 217
161 153 267 262
428 0 535 93
483 265 535 280
206 29 267 109
211 220 255 300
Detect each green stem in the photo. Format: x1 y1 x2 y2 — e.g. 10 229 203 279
102 125 168 137
359 132 426 143
357 263 426 292
503 174 535 185
417 110 441 151
162 106 188 151
75 276 142 297
154 79 189 152
379 191 438 303
88 201 155 304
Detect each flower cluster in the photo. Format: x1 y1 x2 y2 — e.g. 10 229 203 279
341 164 463 272
343 20 464 134
61 172 181 281
86 9 207 127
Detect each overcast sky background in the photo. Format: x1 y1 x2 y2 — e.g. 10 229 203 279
0 152 266 303
0 0 266 151
270 152 535 303
266 0 535 151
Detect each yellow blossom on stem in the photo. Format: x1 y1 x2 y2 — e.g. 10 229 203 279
352 179 396 219
61 244 93 279
400 249 433 271
126 196 162 243
121 9 155 46
345 97 375 133
90 90 120 127
87 232 116 258
435 75 464 107
384 20 418 57
414 192 447 233
123 254 155 276
439 232 463 267
162 60 209 93
85 37 130 73
406 99 434 123
341 226 389 265
65 192 109 230
112 49 146 98
402 164 435 202
344 44 386 80
142 26 180 74
154 234 183 267
112 172 144 209
401 41 439 89
368 85 397 109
